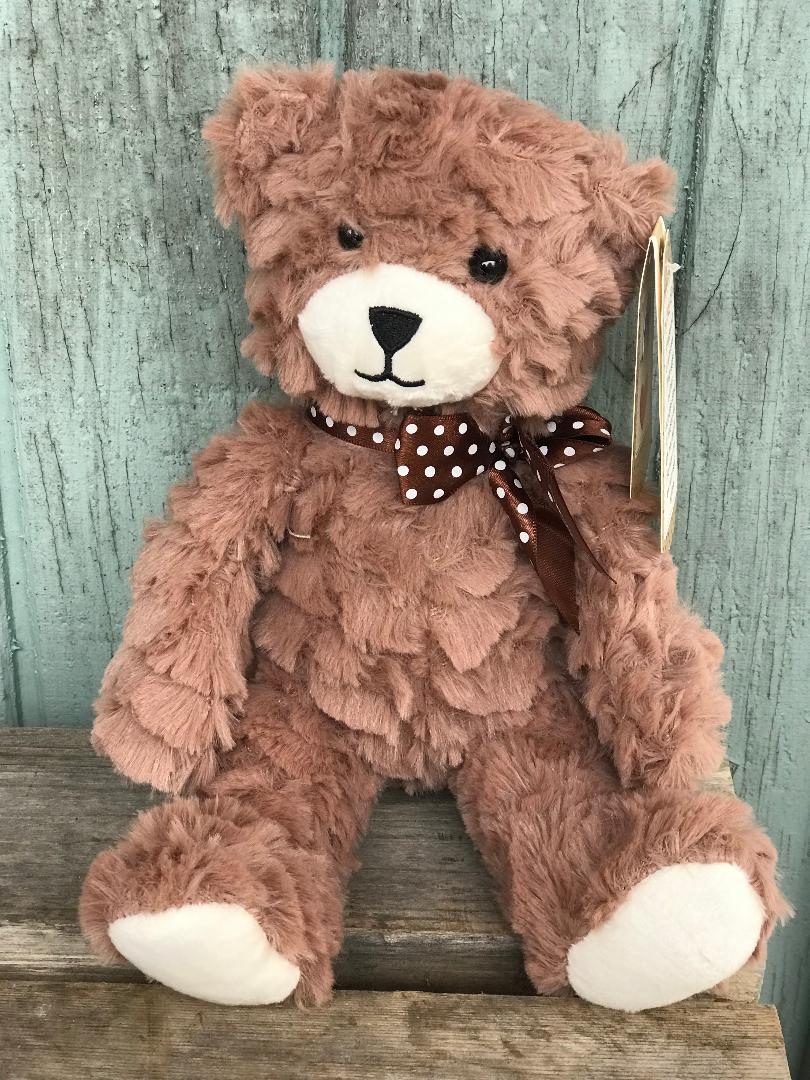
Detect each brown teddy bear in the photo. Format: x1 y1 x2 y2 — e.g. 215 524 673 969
79 66 786 1010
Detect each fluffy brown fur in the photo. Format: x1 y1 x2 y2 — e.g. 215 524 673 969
81 66 786 1004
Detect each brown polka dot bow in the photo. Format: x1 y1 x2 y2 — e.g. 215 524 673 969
307 402 613 630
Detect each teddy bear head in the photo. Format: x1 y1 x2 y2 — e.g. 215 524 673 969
204 65 674 427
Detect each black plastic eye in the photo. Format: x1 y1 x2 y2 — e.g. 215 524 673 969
337 223 364 250
469 246 508 284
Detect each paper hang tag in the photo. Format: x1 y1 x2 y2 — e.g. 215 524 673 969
630 217 679 552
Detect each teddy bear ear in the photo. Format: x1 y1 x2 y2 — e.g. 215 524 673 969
584 133 677 280
202 64 336 225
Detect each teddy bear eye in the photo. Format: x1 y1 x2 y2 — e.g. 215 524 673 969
337 224 365 250
469 246 508 284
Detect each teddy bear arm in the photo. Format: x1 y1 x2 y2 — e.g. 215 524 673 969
568 476 730 790
92 405 300 793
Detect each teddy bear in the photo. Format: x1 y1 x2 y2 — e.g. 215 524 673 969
79 65 786 1011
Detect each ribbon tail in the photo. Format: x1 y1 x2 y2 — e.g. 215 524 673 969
538 461 614 585
495 417 617 631
530 508 580 631
488 462 583 631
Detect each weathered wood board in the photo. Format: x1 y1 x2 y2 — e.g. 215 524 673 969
0 983 791 1080
670 4 810 1076
1 0 807 1073
0 730 761 1004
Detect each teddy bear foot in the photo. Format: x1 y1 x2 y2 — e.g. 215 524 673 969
566 862 764 1011
109 902 300 1006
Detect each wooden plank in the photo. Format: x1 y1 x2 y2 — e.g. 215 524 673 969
671 1 810 1074
0 330 24 728
0 0 333 726
0 511 18 727
0 730 759 1002
0 982 790 1080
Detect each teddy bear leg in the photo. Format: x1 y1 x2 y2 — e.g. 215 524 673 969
80 691 383 1005
454 723 787 1012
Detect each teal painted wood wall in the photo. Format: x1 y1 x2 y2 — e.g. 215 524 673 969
2 0 808 1072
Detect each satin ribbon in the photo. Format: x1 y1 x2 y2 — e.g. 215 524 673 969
306 402 613 630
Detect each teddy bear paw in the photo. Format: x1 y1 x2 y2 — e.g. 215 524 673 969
566 862 764 1011
109 902 300 1005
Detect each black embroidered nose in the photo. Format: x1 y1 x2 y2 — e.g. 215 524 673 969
369 306 422 357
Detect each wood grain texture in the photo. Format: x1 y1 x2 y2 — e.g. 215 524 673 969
0 730 760 1004
0 983 792 1080
672 2 810 1075
1 0 807 1070
0 534 18 727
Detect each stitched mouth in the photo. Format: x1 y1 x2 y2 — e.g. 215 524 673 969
355 368 426 388
355 355 426 388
